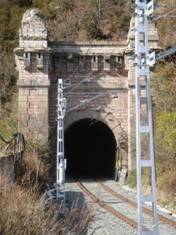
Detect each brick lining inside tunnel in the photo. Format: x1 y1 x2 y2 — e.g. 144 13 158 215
65 118 117 179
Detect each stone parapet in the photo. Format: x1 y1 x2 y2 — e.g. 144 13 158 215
14 8 159 172
49 41 127 56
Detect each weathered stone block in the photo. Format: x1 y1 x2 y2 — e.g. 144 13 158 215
14 8 159 172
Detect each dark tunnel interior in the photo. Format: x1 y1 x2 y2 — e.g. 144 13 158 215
65 119 117 180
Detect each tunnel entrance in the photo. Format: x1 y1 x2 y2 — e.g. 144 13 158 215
65 119 117 180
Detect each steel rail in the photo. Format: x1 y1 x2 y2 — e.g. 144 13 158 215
97 181 176 230
76 181 138 229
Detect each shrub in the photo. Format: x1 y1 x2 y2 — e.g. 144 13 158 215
0 176 91 235
126 170 136 188
0 177 58 235
155 112 176 161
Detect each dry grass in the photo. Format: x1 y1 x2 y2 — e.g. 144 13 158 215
16 149 49 188
156 159 176 213
0 176 59 235
15 141 53 190
0 144 91 235
0 175 91 235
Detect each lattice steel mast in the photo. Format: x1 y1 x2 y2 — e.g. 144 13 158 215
135 1 158 234
56 79 67 200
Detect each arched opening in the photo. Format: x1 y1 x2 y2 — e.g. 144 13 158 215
65 118 117 179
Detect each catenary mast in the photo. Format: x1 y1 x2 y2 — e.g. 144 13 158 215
135 0 158 234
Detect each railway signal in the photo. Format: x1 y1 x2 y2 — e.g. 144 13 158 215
135 0 158 234
56 79 67 201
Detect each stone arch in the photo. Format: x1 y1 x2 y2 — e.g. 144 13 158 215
65 110 125 146
64 110 128 179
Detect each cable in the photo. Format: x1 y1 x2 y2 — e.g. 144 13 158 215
64 55 125 92
67 91 118 113
153 2 176 20
154 13 176 21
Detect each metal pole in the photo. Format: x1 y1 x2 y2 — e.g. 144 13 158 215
56 79 67 201
135 1 158 234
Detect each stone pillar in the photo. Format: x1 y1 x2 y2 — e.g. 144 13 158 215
125 53 136 171
126 17 159 171
14 9 51 143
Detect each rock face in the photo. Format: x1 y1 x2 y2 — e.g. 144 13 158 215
14 9 159 173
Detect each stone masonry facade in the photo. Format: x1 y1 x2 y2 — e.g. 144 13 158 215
14 9 158 172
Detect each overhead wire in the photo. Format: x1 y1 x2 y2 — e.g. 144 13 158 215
63 46 123 92
64 3 174 80
67 91 118 113
61 0 176 115
63 52 124 112
58 40 124 113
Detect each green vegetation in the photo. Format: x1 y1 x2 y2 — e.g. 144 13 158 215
0 0 131 104
0 93 17 137
152 62 176 211
126 170 136 188
0 93 17 157
127 62 176 211
0 0 176 218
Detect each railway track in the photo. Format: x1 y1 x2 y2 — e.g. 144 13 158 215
97 181 176 230
76 180 176 234
77 181 138 230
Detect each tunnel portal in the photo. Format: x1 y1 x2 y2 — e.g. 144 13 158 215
65 119 117 179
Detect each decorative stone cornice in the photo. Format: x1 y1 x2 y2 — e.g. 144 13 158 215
17 79 50 88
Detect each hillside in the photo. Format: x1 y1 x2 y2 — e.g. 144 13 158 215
0 0 175 103
0 0 131 107
0 0 176 213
